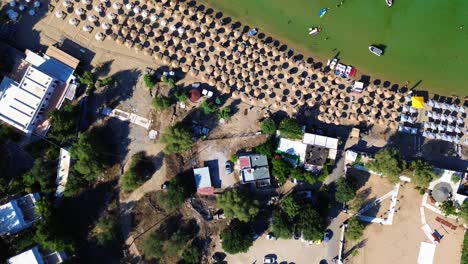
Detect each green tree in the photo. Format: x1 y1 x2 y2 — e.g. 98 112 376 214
99 76 114 87
174 90 188 102
408 160 435 188
271 209 293 239
440 200 457 216
181 245 201 264
254 137 278 158
0 123 21 143
461 200 468 222
121 152 153 192
271 158 291 184
167 78 176 89
220 219 254 254
80 71 95 88
281 196 300 220
93 215 119 246
69 132 104 181
290 167 316 185
261 119 277 134
278 118 303 139
462 233 468 264
152 96 172 111
335 177 358 203
217 189 260 222
143 232 164 260
345 217 365 241
48 104 80 142
157 172 195 210
298 205 325 241
200 101 218 114
368 148 406 183
143 74 156 89
22 158 55 193
218 106 232 120
160 123 193 154
168 230 190 256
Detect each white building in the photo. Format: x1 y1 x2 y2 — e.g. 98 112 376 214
0 193 41 235
0 47 78 136
7 246 67 264
55 148 70 198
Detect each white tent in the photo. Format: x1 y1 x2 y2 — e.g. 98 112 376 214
426 111 433 119
430 123 437 130
459 106 465 113
450 104 457 111
427 100 434 107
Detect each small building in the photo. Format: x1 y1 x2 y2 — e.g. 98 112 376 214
193 167 214 195
0 46 78 136
55 148 70 198
239 154 271 188
7 246 67 264
0 193 41 235
428 169 467 206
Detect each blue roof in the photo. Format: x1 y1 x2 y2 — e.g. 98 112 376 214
35 58 74 83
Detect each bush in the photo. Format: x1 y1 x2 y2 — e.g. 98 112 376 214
200 101 218 114
290 167 316 185
80 71 95 88
99 76 114 87
48 104 80 143
462 233 468 264
220 219 254 254
167 78 176 89
160 123 193 154
254 137 278 158
218 106 232 120
271 157 291 184
121 152 153 192
278 118 303 139
440 200 457 216
408 160 435 188
298 205 326 241
181 245 201 264
143 232 164 260
451 174 460 184
461 200 468 222
345 217 365 241
230 153 238 163
93 215 119 246
261 119 277 134
0 124 21 143
144 74 156 89
167 230 190 256
217 189 260 222
157 172 195 210
174 90 188 102
152 96 172 111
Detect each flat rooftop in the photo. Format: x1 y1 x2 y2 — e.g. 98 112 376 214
7 247 44 264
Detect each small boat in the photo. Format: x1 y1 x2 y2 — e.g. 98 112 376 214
369 45 383 56
308 27 321 35
386 0 392 7
318 8 327 18
329 58 338 70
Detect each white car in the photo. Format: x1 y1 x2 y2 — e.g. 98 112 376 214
264 256 277 264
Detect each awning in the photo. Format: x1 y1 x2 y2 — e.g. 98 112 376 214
411 96 425 109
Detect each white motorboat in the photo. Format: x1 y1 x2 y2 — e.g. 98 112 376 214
369 46 383 56
329 58 338 70
386 0 392 7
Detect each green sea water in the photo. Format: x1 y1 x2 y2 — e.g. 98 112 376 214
200 0 468 96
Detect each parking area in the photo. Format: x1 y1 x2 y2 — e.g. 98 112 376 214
214 234 329 264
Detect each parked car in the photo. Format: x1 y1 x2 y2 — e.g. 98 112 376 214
293 229 300 240
323 229 332 243
263 255 277 264
266 232 277 240
161 181 170 190
225 160 232 174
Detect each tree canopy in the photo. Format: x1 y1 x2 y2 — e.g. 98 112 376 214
298 205 326 241
271 157 291 184
157 172 195 210
368 148 406 183
271 209 293 239
167 230 190 256
200 101 218 114
254 137 278 158
80 71 95 88
440 200 457 216
143 232 164 260
218 106 232 120
461 200 468 223
48 104 80 143
121 152 154 192
220 219 254 254
152 96 172 111
408 160 435 188
160 123 193 154
281 196 301 219
143 74 156 89
345 217 365 241
93 215 119 246
22 158 55 194
217 189 260 222
278 118 303 139
290 167 316 185
69 132 104 181
335 177 358 203
181 244 201 264
260 119 277 135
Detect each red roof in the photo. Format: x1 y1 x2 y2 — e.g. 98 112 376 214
189 89 201 102
197 187 215 195
239 156 251 169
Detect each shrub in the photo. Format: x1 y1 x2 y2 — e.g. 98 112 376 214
80 71 95 88
181 245 201 264
99 76 114 87
230 154 238 163
345 217 365 241
94 215 119 246
261 119 277 134
174 90 188 102
167 78 176 89
271 158 291 184
200 101 218 114
143 232 164 260
152 96 172 111
218 106 232 120
278 118 303 139
440 200 457 216
144 74 156 88
121 152 153 192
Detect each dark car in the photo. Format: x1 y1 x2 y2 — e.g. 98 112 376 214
293 229 300 240
225 160 232 174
